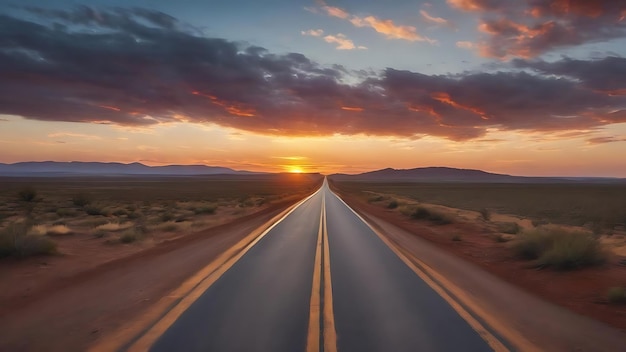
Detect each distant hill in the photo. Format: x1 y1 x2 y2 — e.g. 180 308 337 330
329 167 624 183
0 161 258 176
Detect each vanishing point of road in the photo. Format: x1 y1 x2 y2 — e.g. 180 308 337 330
120 179 505 351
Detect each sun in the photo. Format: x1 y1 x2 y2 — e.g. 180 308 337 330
288 166 304 174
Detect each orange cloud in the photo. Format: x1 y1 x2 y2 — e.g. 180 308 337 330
341 106 364 112
320 4 434 43
431 92 489 120
192 91 256 117
420 9 450 26
323 34 367 50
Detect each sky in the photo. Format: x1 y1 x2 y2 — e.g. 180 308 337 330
0 0 625 176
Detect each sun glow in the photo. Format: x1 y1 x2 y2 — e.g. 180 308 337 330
288 166 304 173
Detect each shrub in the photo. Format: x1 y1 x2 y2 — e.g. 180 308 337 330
72 193 91 207
56 208 76 217
410 206 452 225
607 287 626 304
112 208 128 217
511 226 606 270
18 187 38 202
368 195 384 203
84 205 106 216
387 200 399 209
160 212 176 222
194 205 217 215
497 222 521 234
119 229 139 243
480 208 491 221
0 223 57 257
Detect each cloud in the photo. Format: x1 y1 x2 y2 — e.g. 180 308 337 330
301 29 324 37
420 10 451 27
319 3 435 43
47 132 102 140
1 7 625 141
447 0 626 58
456 41 475 49
323 34 367 50
302 28 365 50
587 136 626 144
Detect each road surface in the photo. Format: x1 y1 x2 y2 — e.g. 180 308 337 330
148 179 494 352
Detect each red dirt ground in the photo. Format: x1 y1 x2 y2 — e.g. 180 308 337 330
333 189 626 332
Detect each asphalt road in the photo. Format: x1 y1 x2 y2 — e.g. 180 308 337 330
150 180 493 352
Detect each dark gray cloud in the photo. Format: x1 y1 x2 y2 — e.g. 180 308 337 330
449 0 626 58
0 6 625 140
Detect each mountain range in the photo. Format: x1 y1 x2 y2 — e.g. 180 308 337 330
0 161 255 176
329 167 624 183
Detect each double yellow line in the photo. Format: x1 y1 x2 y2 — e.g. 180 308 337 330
306 192 338 352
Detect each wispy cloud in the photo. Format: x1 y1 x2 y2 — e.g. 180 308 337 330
323 34 367 50
587 136 626 144
319 3 435 43
302 29 365 50
47 132 102 140
419 10 451 27
301 29 324 37
456 41 475 49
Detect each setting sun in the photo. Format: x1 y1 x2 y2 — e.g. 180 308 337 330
288 166 304 174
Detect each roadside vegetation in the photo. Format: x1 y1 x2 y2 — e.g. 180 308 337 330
334 181 626 233
511 226 606 270
0 175 322 257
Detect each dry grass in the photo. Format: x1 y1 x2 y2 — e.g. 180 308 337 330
511 226 606 270
0 174 322 252
333 181 626 231
0 222 57 257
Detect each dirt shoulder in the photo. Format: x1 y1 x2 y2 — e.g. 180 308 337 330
332 189 626 338
0 197 301 352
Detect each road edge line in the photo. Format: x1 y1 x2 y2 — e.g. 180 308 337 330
328 190 515 352
90 187 322 352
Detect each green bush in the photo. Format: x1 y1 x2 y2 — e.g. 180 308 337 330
119 229 139 243
18 187 38 202
194 205 217 215
84 205 107 216
512 226 606 270
0 223 57 258
607 287 626 304
71 192 91 207
410 206 452 225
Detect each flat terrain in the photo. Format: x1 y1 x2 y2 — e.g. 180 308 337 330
331 180 626 332
333 181 626 231
0 174 322 310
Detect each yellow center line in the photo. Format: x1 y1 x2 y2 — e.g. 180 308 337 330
307 187 338 352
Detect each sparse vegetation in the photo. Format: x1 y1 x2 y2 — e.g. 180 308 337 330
193 205 217 215
408 206 452 225
119 229 139 243
607 287 626 304
480 208 491 221
72 192 91 207
84 205 107 216
0 222 57 258
334 181 626 231
386 199 399 209
496 221 521 234
368 194 384 203
18 187 38 202
511 226 606 270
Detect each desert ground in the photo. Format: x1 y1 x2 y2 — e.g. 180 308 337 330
0 174 322 310
330 180 626 331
